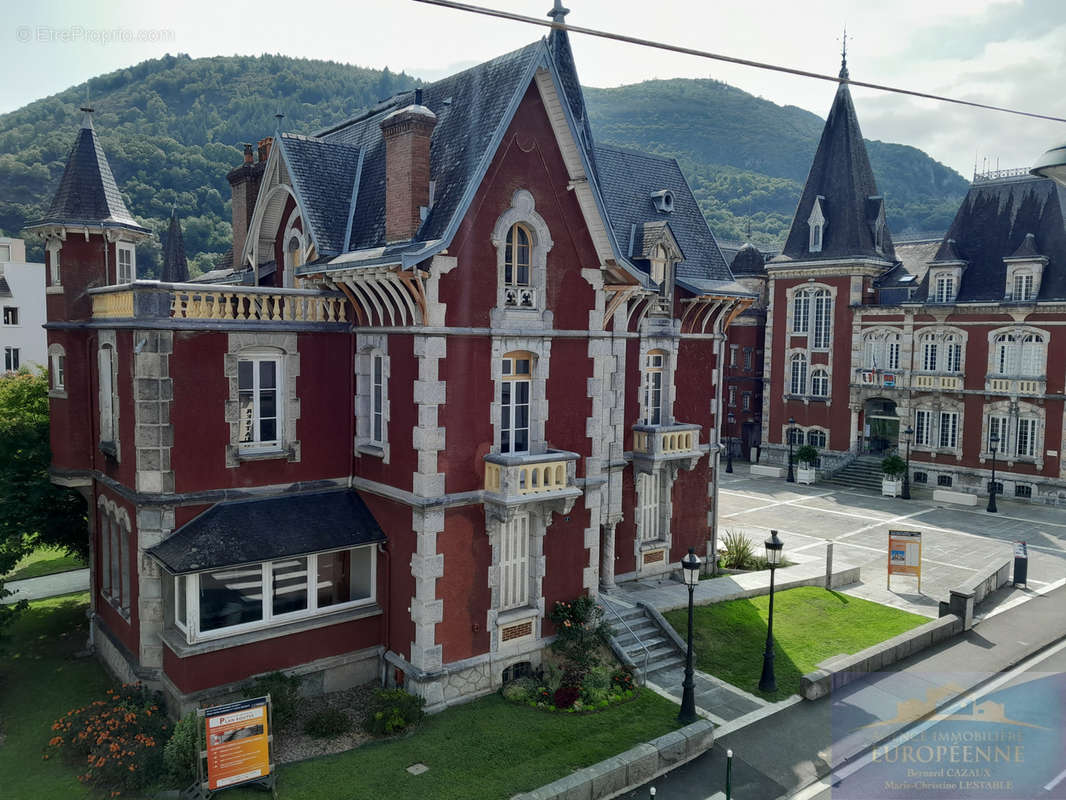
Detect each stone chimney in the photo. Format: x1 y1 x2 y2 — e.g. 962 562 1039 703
226 140 269 266
380 90 437 243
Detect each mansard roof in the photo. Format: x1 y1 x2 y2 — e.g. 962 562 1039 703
26 110 148 236
595 144 733 286
779 80 895 263
729 243 768 276
161 210 189 283
910 174 1066 303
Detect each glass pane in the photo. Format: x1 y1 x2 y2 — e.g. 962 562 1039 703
259 419 277 442
516 359 530 375
514 429 528 452
259 389 276 418
515 381 529 403
177 575 187 626
502 383 511 404
514 405 529 429
272 557 308 616
318 550 351 607
199 566 263 632
238 390 254 443
259 361 276 389
238 360 253 390
517 265 529 285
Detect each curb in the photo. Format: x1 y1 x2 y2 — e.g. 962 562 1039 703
512 718 714 800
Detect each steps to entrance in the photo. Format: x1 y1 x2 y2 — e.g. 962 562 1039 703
602 599 684 678
824 455 884 492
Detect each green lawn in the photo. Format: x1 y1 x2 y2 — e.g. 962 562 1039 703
0 592 106 800
2 593 682 800
665 586 928 701
4 545 86 581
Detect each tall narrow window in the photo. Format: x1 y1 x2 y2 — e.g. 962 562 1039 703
743 348 753 370
51 353 65 391
945 336 962 373
238 356 281 450
505 224 531 287
988 415 1008 452
914 410 931 446
995 334 1014 374
643 350 665 425
789 353 808 395
1013 273 1034 301
1016 418 1037 458
118 521 130 613
99 345 115 442
100 513 112 598
501 352 531 454
742 392 751 411
48 245 61 286
499 513 530 610
116 244 135 284
728 385 737 407
109 516 121 604
812 290 832 348
811 368 829 398
638 472 661 542
3 347 18 372
887 337 900 370
1019 333 1044 377
792 290 810 334
938 411 959 449
934 275 954 303
370 353 384 445
921 338 938 372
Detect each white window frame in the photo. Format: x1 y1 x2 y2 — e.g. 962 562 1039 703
933 274 955 304
806 428 827 449
501 352 532 455
987 414 1008 453
938 411 959 449
792 290 810 334
991 329 1046 378
1013 272 1034 302
729 344 738 367
237 353 283 453
99 344 116 443
742 392 751 411
174 545 378 643
491 190 552 320
914 410 932 446
1016 418 1038 459
48 242 61 287
728 385 737 408
789 353 808 396
51 352 65 391
637 471 662 543
642 350 666 425
499 513 530 611
370 351 385 446
3 346 18 372
810 368 829 398
811 289 832 349
116 243 135 284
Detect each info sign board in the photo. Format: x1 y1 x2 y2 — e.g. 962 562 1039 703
888 530 922 592
194 696 275 798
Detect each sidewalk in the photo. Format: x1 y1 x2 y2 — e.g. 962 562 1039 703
616 581 1066 799
1 568 90 604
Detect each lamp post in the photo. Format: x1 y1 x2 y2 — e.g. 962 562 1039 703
902 425 914 500
987 432 999 514
678 547 701 724
726 412 735 473
786 417 796 483
758 531 784 694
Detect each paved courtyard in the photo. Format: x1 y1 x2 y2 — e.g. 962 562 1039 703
718 467 1066 618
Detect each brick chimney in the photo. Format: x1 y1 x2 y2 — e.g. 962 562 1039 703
226 140 269 266
380 91 437 243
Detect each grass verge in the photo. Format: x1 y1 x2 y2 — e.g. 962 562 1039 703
664 586 928 701
4 546 86 582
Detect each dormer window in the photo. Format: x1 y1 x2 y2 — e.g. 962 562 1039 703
1013 272 1034 302
808 196 826 254
933 273 956 304
1003 233 1046 302
650 190 674 213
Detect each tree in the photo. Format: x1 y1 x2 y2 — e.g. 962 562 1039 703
0 368 87 632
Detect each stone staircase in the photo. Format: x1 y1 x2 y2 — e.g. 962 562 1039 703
601 598 684 679
824 455 884 492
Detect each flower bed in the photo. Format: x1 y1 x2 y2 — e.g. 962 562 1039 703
502 666 638 713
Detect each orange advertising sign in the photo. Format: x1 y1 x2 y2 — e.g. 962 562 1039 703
203 698 271 791
887 530 922 591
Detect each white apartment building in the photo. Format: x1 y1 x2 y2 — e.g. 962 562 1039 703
0 237 46 372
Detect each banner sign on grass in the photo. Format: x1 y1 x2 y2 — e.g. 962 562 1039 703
200 696 273 794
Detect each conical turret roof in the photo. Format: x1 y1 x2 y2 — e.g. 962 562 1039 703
161 209 189 282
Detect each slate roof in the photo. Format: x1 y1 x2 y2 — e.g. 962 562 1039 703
161 210 189 283
595 144 732 285
26 110 148 235
147 489 386 574
279 134 363 256
729 243 768 277
778 81 895 264
0 277 10 297
909 175 1066 303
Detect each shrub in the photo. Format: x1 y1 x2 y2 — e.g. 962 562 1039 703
242 671 301 730
881 454 907 477
163 711 198 786
552 686 580 709
303 709 352 739
363 689 425 736
542 660 565 694
45 683 170 796
501 677 537 703
795 444 819 467
720 530 755 569
582 666 611 692
611 668 636 693
549 595 612 675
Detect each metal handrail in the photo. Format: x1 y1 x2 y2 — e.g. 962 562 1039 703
600 598 651 686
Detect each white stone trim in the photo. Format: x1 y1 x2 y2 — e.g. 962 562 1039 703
485 504 548 654
355 333 390 463
98 330 120 460
224 332 300 468
490 189 554 329
491 336 551 455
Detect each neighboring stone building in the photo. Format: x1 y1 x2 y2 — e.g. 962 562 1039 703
760 55 1066 505
0 237 47 372
28 12 751 712
723 242 770 460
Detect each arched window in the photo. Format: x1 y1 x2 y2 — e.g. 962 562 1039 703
789 353 808 395
862 330 901 370
643 349 666 425
1019 333 1044 377
920 332 939 372
811 368 829 398
811 289 832 348
994 333 1014 374
807 429 827 448
505 224 531 288
792 289 810 334
501 351 532 454
49 344 66 393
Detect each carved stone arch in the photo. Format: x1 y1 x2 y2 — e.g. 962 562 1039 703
490 189 554 327
245 183 300 274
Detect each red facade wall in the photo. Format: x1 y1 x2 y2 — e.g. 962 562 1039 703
352 335 417 493
540 504 591 638
670 461 711 562
437 335 493 494
48 328 93 473
94 483 140 658
437 507 491 662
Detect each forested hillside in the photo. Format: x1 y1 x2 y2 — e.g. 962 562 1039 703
0 53 965 274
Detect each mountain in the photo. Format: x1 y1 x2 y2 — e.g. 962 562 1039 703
0 54 966 274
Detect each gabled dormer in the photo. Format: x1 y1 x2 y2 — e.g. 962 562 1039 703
808 196 827 253
637 220 683 306
926 238 966 304
1003 233 1047 302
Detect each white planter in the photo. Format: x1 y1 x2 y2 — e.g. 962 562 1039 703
882 476 902 497
796 465 816 485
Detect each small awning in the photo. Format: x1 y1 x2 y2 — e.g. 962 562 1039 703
147 489 386 575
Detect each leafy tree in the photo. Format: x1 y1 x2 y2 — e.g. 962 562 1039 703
0 368 87 632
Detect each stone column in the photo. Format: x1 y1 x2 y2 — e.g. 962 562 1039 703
600 521 618 591
849 405 860 453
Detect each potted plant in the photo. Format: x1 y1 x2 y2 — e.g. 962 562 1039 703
881 454 907 497
795 444 819 485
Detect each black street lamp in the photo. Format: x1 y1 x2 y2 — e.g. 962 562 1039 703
726 413 735 473
902 425 914 500
758 530 784 694
678 547 702 724
786 417 796 483
987 432 999 513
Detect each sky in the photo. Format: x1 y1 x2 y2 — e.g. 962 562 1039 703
4 0 1065 178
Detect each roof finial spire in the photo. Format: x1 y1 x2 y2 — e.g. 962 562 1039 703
274 111 284 133
547 0 570 23
838 25 851 81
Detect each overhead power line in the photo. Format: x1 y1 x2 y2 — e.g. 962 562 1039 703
412 0 1066 125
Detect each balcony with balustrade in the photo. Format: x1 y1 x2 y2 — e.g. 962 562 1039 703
853 368 908 390
483 449 582 512
631 422 703 470
984 375 1046 397
89 281 350 330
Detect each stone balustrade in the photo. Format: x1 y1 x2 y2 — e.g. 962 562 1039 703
92 290 135 318
483 449 581 504
631 423 701 465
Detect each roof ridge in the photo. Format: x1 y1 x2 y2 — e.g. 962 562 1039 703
595 143 679 165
